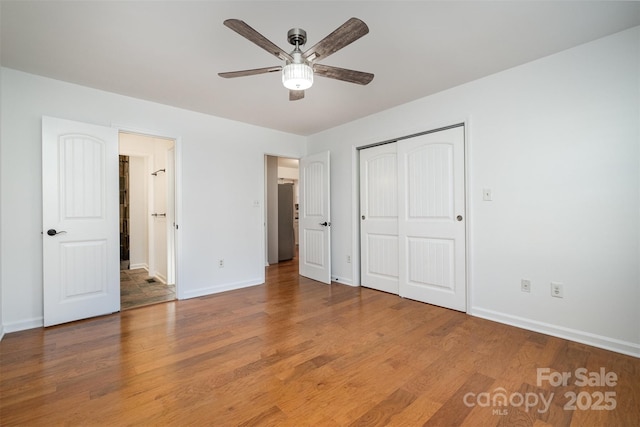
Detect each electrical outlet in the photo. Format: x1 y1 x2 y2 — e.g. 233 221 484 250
346 255 351 264
218 259 224 268
551 282 563 298
483 188 493 201
521 279 531 293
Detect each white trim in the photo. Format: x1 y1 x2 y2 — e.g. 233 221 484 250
463 117 472 314
470 307 640 358
0 325 5 341
350 145 361 287
181 279 264 300
3 317 44 333
173 137 183 298
128 263 149 271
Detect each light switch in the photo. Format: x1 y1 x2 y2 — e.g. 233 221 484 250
482 188 492 201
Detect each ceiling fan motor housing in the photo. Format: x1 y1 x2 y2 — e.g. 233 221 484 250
287 28 307 47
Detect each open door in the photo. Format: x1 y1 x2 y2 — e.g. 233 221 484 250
299 151 331 284
42 116 120 326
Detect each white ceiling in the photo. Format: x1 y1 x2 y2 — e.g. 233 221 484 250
2 1 639 136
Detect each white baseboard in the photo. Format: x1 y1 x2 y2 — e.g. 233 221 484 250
154 273 167 284
3 317 44 333
129 263 148 271
0 324 4 341
179 278 264 300
470 307 640 358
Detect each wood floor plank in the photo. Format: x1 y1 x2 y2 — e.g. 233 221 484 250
423 372 496 426
1 256 639 426
348 388 417 426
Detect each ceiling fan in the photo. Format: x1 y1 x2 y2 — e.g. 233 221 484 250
218 18 374 101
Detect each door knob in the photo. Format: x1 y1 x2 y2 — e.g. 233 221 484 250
46 229 67 236
319 222 328 227
456 215 463 221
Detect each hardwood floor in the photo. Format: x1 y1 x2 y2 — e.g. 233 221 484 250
1 258 639 426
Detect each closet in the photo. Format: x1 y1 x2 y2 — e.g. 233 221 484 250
359 125 467 311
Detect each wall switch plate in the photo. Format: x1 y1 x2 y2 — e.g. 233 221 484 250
551 282 564 298
218 259 224 268
346 255 351 264
483 188 493 201
521 279 531 293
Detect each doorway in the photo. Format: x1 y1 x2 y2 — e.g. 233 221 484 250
264 152 332 285
265 155 300 266
119 132 177 309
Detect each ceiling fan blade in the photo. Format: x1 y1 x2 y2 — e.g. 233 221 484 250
289 90 305 101
303 17 369 62
313 64 374 85
218 66 282 79
224 19 293 62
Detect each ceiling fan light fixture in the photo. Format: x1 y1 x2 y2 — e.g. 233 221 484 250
282 63 313 90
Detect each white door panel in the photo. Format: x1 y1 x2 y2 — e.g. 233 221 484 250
42 116 120 326
299 151 331 284
398 126 466 311
360 143 399 294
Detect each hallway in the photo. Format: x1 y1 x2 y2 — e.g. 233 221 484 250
120 268 175 310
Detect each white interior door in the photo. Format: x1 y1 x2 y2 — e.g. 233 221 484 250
42 116 120 326
398 126 466 311
360 143 399 294
299 151 331 284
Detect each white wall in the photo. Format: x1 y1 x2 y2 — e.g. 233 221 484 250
0 67 305 331
1 28 638 357
307 27 640 356
278 166 299 180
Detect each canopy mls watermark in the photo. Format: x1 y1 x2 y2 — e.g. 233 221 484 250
463 367 618 416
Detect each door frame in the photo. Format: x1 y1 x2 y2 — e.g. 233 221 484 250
262 153 301 270
353 120 472 313
116 125 183 299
